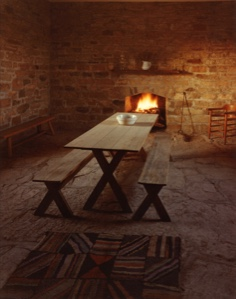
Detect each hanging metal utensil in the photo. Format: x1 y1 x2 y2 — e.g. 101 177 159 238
178 92 195 142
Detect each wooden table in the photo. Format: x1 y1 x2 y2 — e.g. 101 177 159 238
65 112 157 212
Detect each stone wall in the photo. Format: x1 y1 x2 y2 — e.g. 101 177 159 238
50 2 236 134
0 0 50 130
1 1 236 136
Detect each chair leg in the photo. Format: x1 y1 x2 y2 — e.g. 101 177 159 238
224 115 227 145
208 112 212 140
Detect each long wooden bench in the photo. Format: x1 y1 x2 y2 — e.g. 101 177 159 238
33 149 94 217
133 133 172 221
0 116 55 157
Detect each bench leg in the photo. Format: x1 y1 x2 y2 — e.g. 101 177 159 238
139 147 147 161
34 183 73 218
48 120 55 135
7 137 13 158
37 124 43 134
133 184 171 221
36 121 55 136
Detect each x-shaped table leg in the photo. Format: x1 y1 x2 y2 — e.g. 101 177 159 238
83 149 132 212
132 184 171 221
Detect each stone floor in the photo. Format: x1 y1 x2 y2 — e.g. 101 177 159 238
0 129 236 299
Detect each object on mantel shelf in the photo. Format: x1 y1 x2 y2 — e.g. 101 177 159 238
113 69 192 75
142 61 152 70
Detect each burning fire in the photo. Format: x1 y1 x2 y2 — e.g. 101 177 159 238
135 93 158 113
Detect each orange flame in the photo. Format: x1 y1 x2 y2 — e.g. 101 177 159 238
135 93 158 112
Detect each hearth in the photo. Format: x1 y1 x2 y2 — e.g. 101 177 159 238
125 93 166 129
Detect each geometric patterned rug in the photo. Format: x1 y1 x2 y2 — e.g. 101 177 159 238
2 232 181 299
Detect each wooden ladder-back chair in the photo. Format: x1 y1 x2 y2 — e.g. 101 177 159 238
208 104 236 144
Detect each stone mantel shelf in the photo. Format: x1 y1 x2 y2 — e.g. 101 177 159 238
114 69 192 76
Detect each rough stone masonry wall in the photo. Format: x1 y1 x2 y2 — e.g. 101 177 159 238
0 0 50 130
51 2 236 135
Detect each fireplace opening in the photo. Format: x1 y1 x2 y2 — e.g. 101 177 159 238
125 93 166 129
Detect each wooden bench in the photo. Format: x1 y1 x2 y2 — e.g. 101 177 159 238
0 116 55 157
33 149 94 217
133 133 172 221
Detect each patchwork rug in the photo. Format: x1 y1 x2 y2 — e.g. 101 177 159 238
3 232 181 299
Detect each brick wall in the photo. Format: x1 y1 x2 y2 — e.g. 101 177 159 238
0 0 50 130
50 2 236 134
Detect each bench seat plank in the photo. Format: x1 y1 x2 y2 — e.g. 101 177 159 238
33 149 94 217
133 133 172 221
0 116 55 138
138 134 171 185
0 116 55 157
33 149 93 185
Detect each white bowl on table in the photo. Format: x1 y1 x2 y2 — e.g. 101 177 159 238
116 114 137 125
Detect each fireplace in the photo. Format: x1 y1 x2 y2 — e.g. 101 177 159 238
125 93 166 129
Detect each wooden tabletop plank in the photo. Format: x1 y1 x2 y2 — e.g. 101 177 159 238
65 113 157 152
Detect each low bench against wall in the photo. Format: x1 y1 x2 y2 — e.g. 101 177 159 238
33 149 94 217
0 116 55 157
133 133 172 221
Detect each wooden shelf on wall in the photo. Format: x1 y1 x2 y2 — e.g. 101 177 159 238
114 69 192 76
